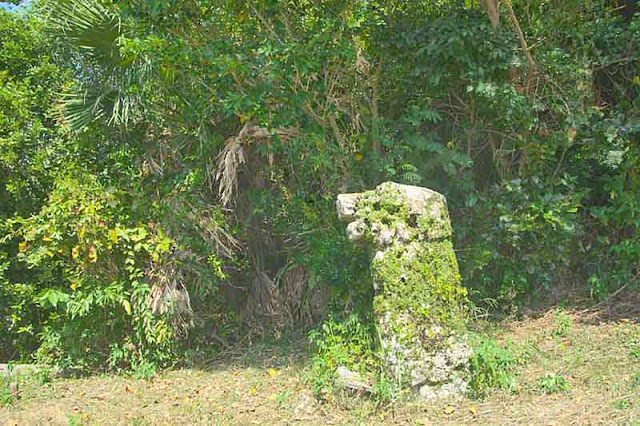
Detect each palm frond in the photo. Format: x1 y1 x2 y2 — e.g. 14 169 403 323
49 0 122 66
215 124 300 206
49 0 151 129
216 131 247 207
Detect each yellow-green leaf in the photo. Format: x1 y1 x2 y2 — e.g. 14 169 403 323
122 300 132 315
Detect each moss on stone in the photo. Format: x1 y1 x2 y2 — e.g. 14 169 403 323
339 182 471 396
354 184 411 231
352 184 468 336
372 242 467 331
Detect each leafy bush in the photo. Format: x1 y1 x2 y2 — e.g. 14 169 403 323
5 173 177 370
308 313 403 406
552 310 573 338
308 314 378 397
465 178 583 303
468 337 521 398
0 0 639 376
0 8 71 360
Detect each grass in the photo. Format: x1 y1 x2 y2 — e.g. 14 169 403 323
1 307 639 425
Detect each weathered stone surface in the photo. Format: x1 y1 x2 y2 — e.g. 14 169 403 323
336 193 361 221
337 181 472 399
335 366 373 393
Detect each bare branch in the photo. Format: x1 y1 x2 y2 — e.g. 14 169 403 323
503 0 536 70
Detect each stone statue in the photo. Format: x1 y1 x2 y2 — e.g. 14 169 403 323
337 182 472 399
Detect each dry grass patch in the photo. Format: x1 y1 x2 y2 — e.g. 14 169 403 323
1 305 639 425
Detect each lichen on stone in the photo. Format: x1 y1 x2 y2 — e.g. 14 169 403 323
337 181 472 399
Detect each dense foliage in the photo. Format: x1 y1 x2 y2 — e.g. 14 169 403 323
0 0 638 374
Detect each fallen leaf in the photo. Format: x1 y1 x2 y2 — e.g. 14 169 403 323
469 404 478 416
268 368 278 378
443 405 455 415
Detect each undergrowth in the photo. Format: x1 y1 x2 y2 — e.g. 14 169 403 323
0 365 52 408
308 314 528 403
467 336 523 398
308 314 377 396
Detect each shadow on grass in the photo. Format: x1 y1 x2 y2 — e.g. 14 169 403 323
475 279 640 326
184 329 313 374
576 289 640 325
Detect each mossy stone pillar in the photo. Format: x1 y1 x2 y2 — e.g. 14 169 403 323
337 182 472 399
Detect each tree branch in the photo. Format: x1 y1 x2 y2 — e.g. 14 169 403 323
503 0 536 70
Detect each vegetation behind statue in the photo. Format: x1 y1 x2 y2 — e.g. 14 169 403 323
0 0 637 383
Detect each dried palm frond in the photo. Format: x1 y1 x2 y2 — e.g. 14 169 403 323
243 264 327 334
243 271 285 332
147 257 193 335
216 134 246 207
279 264 307 322
279 264 328 328
215 123 299 206
355 45 371 74
163 194 241 261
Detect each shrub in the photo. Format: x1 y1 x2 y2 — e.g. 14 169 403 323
5 173 177 370
468 336 521 398
308 314 377 397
